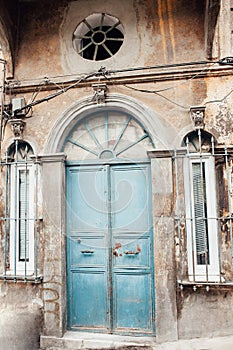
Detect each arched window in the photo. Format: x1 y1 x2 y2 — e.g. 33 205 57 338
2 140 38 280
63 110 154 161
182 130 220 282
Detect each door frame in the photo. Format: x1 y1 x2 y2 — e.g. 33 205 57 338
65 159 156 335
41 95 178 342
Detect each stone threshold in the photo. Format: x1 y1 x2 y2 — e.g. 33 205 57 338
40 331 156 350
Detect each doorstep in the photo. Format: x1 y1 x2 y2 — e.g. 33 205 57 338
40 331 155 350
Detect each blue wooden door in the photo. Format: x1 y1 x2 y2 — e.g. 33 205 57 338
66 163 155 335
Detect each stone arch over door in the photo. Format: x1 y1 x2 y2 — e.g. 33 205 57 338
45 94 171 154
41 94 178 342
64 107 155 335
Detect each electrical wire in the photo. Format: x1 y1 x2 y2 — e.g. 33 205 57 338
123 84 187 109
6 58 233 116
122 64 215 109
24 81 47 118
204 88 233 105
7 59 220 85
13 71 100 115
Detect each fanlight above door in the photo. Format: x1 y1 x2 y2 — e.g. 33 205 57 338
63 111 154 161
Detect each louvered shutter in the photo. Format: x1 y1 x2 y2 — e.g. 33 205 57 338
192 163 209 265
19 169 29 261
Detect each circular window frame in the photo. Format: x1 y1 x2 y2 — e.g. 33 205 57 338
72 13 124 61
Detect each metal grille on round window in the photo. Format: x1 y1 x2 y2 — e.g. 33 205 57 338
73 13 124 61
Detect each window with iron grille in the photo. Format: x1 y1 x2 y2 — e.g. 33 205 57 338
184 155 220 282
174 130 229 284
0 140 41 282
9 164 34 274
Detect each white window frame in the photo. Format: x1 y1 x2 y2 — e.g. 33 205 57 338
184 155 220 282
9 163 35 275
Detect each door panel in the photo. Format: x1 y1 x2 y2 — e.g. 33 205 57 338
70 236 107 267
112 234 151 268
111 164 154 334
111 166 150 231
66 163 155 334
68 166 108 231
67 166 109 330
71 271 108 328
114 272 153 331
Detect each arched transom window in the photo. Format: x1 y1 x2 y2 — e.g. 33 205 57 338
63 111 154 161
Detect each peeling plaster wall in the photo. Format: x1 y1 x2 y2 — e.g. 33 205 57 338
15 0 206 78
0 0 18 77
1 1 233 348
177 289 233 339
0 283 43 350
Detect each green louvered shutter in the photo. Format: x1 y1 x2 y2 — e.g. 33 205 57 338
192 163 209 265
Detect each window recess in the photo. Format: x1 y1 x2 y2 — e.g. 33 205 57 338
0 141 42 283
184 156 219 282
174 131 233 285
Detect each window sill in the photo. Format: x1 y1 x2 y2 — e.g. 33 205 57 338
0 274 43 283
177 280 233 291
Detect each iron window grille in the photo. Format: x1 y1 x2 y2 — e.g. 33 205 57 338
174 130 233 285
0 140 41 282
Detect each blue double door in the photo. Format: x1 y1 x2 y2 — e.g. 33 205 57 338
66 162 155 335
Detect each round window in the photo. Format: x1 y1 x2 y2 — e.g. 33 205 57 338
73 13 124 61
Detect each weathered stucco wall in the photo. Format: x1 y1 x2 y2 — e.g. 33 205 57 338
0 283 42 350
15 0 206 78
177 288 233 339
0 1 233 349
7 71 233 153
0 0 18 77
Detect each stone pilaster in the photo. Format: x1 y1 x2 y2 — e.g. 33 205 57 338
40 153 66 337
149 150 178 343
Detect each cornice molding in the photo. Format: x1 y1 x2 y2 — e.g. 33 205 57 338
6 64 233 94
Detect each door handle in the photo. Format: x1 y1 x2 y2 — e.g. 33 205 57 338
124 251 140 255
81 250 95 254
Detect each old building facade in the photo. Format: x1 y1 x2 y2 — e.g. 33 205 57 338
0 0 233 349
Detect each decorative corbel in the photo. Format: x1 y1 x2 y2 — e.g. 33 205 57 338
92 83 108 104
9 118 26 139
190 106 206 129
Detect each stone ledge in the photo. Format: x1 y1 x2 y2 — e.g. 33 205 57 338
40 332 154 350
40 333 233 350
